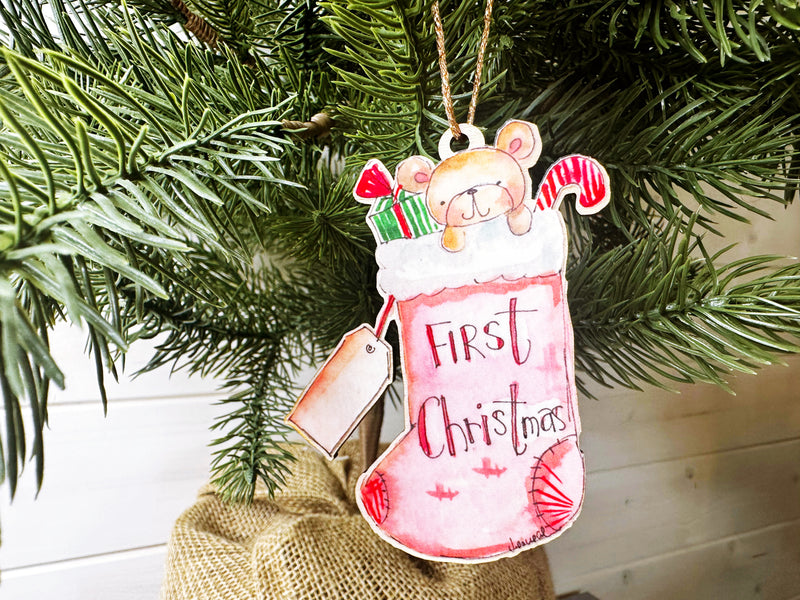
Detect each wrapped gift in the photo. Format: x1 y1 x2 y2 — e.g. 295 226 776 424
368 188 442 243
353 159 442 244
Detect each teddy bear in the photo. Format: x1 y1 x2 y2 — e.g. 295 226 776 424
394 120 542 252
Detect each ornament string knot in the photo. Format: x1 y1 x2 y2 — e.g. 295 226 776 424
432 0 495 140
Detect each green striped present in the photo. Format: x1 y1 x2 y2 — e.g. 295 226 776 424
368 189 442 243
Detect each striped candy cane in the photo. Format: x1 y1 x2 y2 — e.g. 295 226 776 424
534 154 611 215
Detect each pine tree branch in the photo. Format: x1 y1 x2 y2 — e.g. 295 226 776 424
121 237 382 503
491 72 799 239
323 0 501 162
281 112 333 140
129 261 319 503
0 32 292 496
169 0 219 47
569 215 800 397
3 0 800 511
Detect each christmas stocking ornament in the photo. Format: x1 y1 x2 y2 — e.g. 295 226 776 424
288 119 611 563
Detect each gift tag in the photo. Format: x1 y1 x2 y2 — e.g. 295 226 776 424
287 325 393 458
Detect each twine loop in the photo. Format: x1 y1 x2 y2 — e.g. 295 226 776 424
432 0 495 139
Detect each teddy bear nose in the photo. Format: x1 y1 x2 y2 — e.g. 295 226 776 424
466 187 478 196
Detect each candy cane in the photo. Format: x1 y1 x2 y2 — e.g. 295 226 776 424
534 154 610 215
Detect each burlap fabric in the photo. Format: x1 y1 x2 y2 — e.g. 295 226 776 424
161 442 556 600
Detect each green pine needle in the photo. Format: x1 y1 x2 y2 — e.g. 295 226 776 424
0 0 799 506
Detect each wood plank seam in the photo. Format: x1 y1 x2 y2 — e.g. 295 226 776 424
7 390 226 410
2 544 167 579
558 517 800 579
586 435 800 475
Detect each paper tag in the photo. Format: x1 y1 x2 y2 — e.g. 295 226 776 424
287 325 393 458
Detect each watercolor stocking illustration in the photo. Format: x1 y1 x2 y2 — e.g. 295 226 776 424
288 119 610 562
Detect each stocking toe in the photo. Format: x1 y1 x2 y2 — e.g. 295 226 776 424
359 470 390 525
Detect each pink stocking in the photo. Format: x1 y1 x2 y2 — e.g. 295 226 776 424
357 212 585 562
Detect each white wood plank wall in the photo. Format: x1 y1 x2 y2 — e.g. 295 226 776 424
1 200 799 599
546 196 800 598
0 328 227 599
547 365 800 599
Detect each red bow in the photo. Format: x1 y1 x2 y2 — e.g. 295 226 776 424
355 161 393 199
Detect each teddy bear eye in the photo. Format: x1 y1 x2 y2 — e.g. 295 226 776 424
440 200 445 205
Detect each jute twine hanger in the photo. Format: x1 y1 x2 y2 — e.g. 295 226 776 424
431 0 495 139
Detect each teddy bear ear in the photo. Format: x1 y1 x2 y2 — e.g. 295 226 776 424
495 120 542 168
395 156 435 194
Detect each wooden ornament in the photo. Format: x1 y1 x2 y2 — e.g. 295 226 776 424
288 119 611 562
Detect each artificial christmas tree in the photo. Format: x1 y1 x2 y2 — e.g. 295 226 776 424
1 0 799 592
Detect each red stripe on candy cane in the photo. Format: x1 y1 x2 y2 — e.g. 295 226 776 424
533 154 611 216
555 162 566 187
537 182 549 211
592 170 607 207
579 159 589 207
546 169 558 206
571 156 580 181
